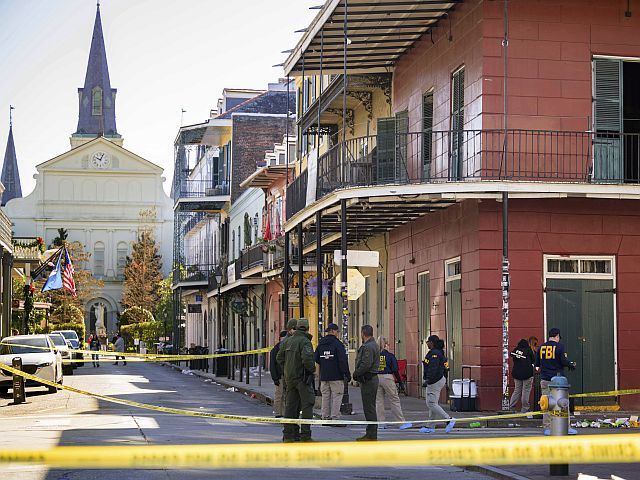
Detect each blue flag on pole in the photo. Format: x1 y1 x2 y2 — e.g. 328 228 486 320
42 254 63 292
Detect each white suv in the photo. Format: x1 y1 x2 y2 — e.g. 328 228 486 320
0 335 63 395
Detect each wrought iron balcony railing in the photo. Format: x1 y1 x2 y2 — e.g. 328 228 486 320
175 180 230 199
263 239 285 271
240 243 264 272
173 263 216 284
287 129 640 220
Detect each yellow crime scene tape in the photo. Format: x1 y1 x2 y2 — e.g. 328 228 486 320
0 434 638 469
571 389 640 398
0 362 543 426
1 362 639 425
0 342 270 360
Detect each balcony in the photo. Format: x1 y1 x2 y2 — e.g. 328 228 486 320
173 180 230 212
12 236 46 262
240 244 264 274
287 129 640 220
173 263 215 286
263 239 285 272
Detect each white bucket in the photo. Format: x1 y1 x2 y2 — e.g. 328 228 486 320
451 378 477 398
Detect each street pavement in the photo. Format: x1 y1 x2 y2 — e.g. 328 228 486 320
0 361 636 480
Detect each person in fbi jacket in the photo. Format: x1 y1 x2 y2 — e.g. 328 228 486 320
535 327 576 435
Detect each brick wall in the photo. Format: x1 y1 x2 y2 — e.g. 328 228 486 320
389 197 640 409
387 200 481 397
479 198 640 409
231 115 294 203
482 0 640 131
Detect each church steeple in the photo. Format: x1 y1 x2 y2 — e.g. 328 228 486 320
71 3 122 147
1 106 22 206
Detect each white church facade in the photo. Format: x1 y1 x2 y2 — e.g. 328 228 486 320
3 5 173 337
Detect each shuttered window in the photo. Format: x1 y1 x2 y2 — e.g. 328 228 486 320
396 111 409 182
592 58 624 181
451 67 465 179
593 58 622 133
376 117 396 183
422 91 434 180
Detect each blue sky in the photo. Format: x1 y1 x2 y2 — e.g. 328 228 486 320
0 0 315 195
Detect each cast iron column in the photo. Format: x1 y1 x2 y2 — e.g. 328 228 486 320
316 211 323 336
340 199 352 414
283 231 290 325
298 223 304 318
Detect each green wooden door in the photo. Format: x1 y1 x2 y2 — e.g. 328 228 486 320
446 279 462 381
545 278 615 405
394 288 406 360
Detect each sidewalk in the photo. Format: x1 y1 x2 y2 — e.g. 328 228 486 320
163 362 545 428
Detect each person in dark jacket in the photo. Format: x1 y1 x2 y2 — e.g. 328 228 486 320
89 332 101 368
315 323 350 421
509 338 536 413
422 335 454 432
270 330 288 417
277 318 316 442
376 337 405 425
535 327 575 433
353 325 380 441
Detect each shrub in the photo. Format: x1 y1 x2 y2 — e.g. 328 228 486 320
119 306 154 326
120 321 163 349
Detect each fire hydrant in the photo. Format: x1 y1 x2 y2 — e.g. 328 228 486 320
538 375 570 476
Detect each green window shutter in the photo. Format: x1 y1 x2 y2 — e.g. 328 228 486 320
395 111 409 182
593 58 622 133
451 68 465 179
422 92 434 180
376 117 396 183
452 68 465 131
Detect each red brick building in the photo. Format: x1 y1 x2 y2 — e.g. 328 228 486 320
283 0 640 410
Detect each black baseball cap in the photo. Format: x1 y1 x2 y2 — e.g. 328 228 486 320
548 328 561 338
279 330 288 338
325 323 339 332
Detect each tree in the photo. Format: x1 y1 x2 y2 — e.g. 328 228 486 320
120 306 154 325
51 228 68 247
122 209 163 311
155 276 175 340
50 304 84 324
36 241 104 311
243 213 252 248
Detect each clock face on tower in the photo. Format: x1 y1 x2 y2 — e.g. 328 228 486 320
91 151 111 169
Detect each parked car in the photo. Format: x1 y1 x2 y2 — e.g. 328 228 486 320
51 329 84 366
0 335 63 395
47 333 74 375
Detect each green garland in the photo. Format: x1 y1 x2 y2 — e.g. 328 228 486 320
13 237 46 254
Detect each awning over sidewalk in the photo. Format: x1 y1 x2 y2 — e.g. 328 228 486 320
284 0 460 75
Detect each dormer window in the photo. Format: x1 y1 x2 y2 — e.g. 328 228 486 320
92 87 103 116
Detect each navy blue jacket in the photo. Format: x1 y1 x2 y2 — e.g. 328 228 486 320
423 348 447 385
314 334 350 381
378 350 399 375
270 341 282 382
535 340 570 381
511 341 535 380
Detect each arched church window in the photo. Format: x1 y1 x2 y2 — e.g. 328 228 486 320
116 242 128 280
94 242 105 278
92 87 103 116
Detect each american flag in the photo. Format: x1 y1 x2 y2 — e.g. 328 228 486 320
63 249 77 298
